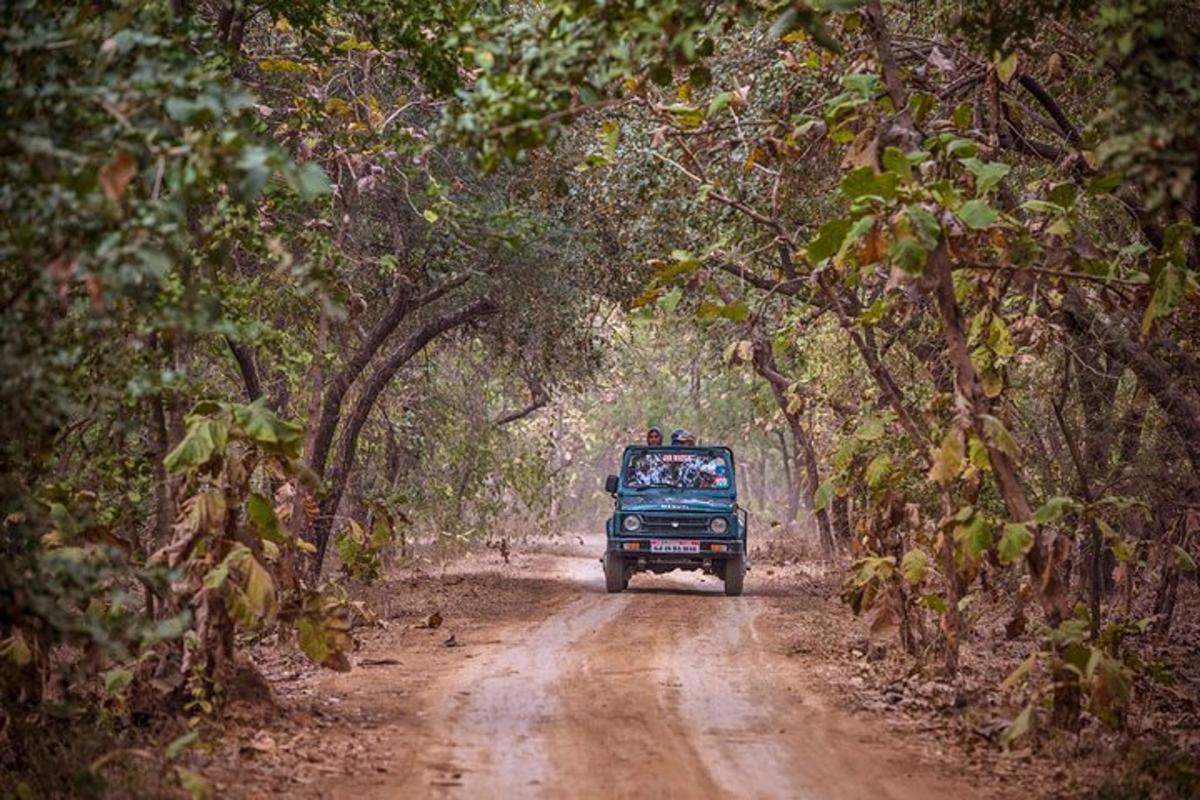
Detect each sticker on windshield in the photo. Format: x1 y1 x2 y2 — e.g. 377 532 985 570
624 450 731 490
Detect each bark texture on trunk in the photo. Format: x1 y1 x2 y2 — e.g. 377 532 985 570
311 299 497 572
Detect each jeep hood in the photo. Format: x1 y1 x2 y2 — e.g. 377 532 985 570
617 493 735 514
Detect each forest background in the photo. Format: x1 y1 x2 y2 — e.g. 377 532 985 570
2 0 1198 796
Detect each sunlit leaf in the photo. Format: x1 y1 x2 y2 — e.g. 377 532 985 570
997 522 1034 564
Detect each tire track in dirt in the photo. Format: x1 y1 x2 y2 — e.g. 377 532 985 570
332 546 1000 799
413 554 628 796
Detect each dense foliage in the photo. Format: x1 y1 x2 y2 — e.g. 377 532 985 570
2 0 1198 795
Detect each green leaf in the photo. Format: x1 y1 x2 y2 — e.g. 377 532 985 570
296 608 352 671
960 514 993 558
916 593 947 613
995 51 1019 84
103 667 133 695
1000 704 1034 751
1086 173 1122 195
998 523 1034 564
707 92 732 118
689 65 712 90
0 634 32 667
959 158 1011 195
164 418 228 473
1020 199 1065 215
232 400 303 455
247 493 285 544
175 765 212 800
1000 652 1037 690
841 166 897 201
901 549 929 585
658 287 682 313
813 479 834 512
1141 256 1186 337
290 162 331 200
889 238 927 273
1033 496 1078 524
881 146 911 181
855 297 887 326
242 556 277 621
952 103 973 130
981 415 1020 460
987 315 1015 357
165 731 199 760
905 206 942 248
855 416 885 441
957 199 999 230
865 453 892 488
203 564 229 589
807 218 852 263
1047 182 1078 209
1096 519 1132 562
946 138 978 158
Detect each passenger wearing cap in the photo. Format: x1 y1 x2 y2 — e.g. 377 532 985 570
670 428 696 446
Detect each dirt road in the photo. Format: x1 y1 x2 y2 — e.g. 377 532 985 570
306 543 985 800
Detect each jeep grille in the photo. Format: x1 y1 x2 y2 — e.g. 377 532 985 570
638 515 712 534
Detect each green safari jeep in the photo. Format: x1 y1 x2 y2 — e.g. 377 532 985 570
602 445 748 596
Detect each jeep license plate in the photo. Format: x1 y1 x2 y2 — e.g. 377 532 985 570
650 539 700 554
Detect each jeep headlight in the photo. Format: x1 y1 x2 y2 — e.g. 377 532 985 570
709 517 729 534
622 515 642 532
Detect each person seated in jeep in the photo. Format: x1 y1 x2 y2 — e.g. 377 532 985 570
646 426 663 446
670 428 695 446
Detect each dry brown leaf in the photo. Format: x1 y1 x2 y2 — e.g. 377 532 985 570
100 149 137 202
857 228 887 264
45 254 76 304
840 126 878 171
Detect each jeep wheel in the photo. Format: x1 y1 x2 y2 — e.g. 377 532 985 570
603 552 626 593
723 556 746 596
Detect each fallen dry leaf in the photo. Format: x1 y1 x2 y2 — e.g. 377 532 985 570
100 149 137 202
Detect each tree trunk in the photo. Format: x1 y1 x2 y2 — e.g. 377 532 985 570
924 244 1077 725
311 299 496 573
749 325 832 547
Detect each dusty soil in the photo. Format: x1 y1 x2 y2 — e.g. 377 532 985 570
197 538 1028 799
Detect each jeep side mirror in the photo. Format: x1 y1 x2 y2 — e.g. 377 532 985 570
604 474 619 494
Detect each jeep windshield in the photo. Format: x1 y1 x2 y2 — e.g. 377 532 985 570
622 448 732 491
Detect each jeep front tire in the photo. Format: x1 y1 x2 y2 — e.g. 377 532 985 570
603 552 626 593
723 555 746 596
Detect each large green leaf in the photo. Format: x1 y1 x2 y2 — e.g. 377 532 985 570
232 399 303 455
997 522 1034 564
1033 496 1079 524
865 453 892 488
841 166 898 201
957 199 999 230
959 158 1011 195
164 418 229 473
889 238 927 273
807 218 852 263
246 493 285 544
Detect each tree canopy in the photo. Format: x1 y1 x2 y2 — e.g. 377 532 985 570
2 0 1198 794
